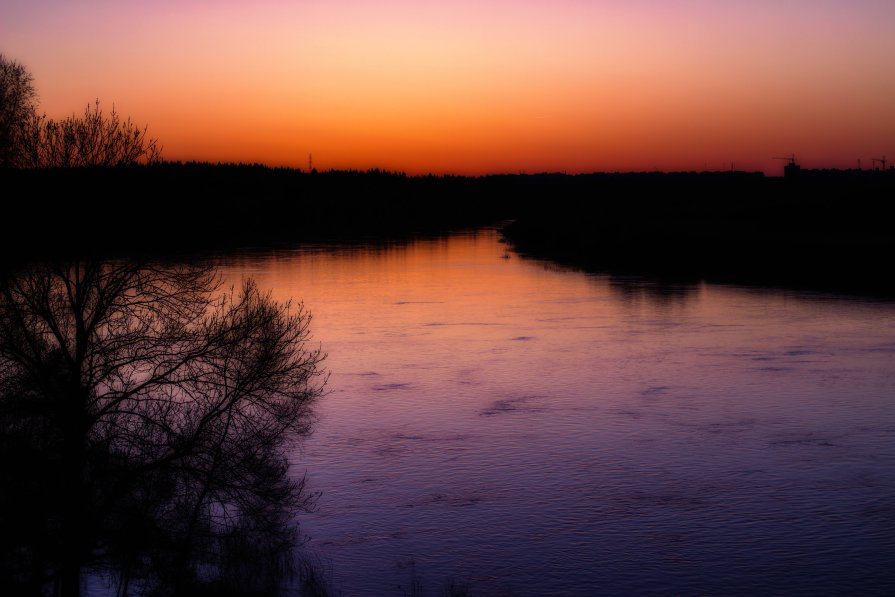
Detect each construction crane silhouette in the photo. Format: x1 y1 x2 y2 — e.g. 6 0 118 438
871 156 887 170
772 154 797 166
772 154 800 177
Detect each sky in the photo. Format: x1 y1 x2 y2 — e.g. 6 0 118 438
3 0 894 174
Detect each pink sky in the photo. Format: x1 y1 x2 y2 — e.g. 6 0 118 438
3 0 894 174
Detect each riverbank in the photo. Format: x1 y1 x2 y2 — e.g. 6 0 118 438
4 163 894 295
501 171 895 296
0 163 510 260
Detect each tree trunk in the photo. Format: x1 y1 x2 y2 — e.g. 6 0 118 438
58 383 88 597
59 447 82 597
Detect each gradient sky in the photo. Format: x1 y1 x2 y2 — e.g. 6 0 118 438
3 0 894 174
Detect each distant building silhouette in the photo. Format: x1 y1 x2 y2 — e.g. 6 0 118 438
784 160 801 178
773 154 800 178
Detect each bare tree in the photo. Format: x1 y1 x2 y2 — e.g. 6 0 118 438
1 55 160 168
19 99 162 167
0 261 326 596
0 53 38 167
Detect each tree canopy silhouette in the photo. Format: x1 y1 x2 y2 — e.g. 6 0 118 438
0 53 38 167
1 54 160 168
0 261 326 596
19 99 161 168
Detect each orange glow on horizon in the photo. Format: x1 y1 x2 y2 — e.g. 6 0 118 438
4 1 894 175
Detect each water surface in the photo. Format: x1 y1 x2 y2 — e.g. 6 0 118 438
220 230 895 595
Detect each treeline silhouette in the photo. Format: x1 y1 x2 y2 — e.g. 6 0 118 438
501 169 895 294
0 162 511 259
4 52 895 294
3 162 895 293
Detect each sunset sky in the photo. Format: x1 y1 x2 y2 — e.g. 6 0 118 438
4 0 894 174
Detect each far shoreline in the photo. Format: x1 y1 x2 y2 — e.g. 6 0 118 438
3 162 894 296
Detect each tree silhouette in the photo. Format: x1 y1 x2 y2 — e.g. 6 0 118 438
1 54 160 168
19 99 161 168
0 261 326 596
0 53 38 167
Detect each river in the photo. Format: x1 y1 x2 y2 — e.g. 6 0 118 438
218 229 895 596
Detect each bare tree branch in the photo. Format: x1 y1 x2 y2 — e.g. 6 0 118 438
0 260 326 595
18 99 162 168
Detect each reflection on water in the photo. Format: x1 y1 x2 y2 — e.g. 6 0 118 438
219 230 895 596
608 277 701 307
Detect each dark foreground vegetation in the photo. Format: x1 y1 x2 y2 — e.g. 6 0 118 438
0 261 326 595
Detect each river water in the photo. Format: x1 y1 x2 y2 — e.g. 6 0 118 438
218 229 895 596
